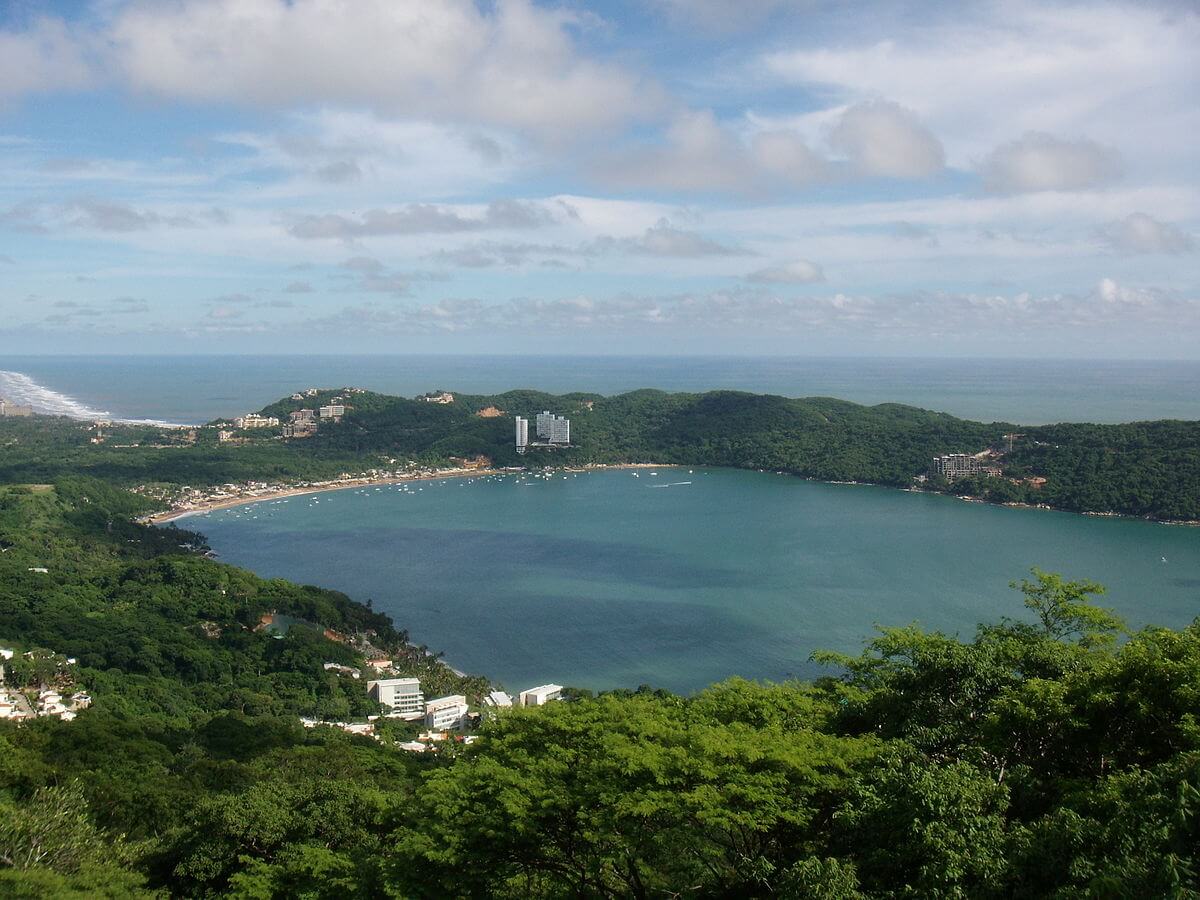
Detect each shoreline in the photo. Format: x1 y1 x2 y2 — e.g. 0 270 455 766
143 461 1200 529
143 462 676 525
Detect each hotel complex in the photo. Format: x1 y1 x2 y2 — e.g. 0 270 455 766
515 411 570 451
931 453 1003 480
367 677 425 720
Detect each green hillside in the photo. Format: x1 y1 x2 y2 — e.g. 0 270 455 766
1 478 1198 895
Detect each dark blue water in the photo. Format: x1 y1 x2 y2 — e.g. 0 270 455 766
3 355 1199 425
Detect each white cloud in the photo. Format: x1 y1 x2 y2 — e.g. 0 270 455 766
595 109 829 194
288 200 557 240
600 220 748 257
750 130 828 186
108 0 660 135
299 280 1199 337
828 101 944 178
595 110 756 193
216 112 525 201
981 133 1123 194
762 3 1200 168
1096 213 1194 255
598 101 942 196
745 261 824 284
0 17 93 100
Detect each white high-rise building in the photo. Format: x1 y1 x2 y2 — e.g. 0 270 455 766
367 677 425 719
535 411 554 439
515 416 528 450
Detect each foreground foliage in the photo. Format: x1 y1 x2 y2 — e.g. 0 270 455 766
1 480 1198 896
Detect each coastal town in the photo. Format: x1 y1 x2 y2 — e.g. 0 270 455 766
303 667 564 753
1 631 562 754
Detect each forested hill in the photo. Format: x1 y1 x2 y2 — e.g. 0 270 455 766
3 386 1200 519
274 386 1200 520
262 387 1011 484
2 478 1200 895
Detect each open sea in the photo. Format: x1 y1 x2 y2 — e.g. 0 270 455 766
2 354 1199 425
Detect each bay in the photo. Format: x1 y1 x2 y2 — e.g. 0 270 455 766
190 468 1200 695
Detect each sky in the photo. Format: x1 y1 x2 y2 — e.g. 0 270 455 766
0 0 1197 357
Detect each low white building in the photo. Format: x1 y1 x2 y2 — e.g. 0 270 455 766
367 677 424 719
233 414 280 429
520 684 563 707
424 694 469 731
319 405 346 419
486 690 513 708
323 662 361 679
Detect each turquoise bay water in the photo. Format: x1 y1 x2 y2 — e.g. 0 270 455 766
190 469 1200 694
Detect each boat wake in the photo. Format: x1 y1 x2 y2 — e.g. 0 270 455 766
0 369 179 425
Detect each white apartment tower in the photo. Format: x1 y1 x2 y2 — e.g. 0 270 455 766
515 416 529 450
367 677 425 720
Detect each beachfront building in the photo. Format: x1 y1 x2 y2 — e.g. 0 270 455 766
486 690 513 708
368 677 425 720
515 416 529 452
233 414 279 429
424 695 469 731
535 411 570 445
931 453 1003 480
519 684 563 707
0 398 33 417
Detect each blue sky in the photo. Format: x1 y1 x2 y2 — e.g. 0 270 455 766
0 0 1197 356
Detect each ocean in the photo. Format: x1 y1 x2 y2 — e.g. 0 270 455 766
191 468 1200 694
2 355 1199 425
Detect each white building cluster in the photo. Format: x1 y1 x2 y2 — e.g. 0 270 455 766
515 412 570 451
233 413 280 429
0 646 90 724
367 677 472 731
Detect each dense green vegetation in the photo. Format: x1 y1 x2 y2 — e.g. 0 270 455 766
5 386 1200 519
1 474 1198 895
2 387 1199 894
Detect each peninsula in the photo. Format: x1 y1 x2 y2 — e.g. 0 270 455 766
3 386 1199 522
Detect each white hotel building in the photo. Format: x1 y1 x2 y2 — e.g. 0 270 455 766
367 677 425 720
424 694 470 731
520 684 563 707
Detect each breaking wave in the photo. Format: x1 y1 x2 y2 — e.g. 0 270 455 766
0 370 179 425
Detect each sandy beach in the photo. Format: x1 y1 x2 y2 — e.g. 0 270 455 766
143 462 676 525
